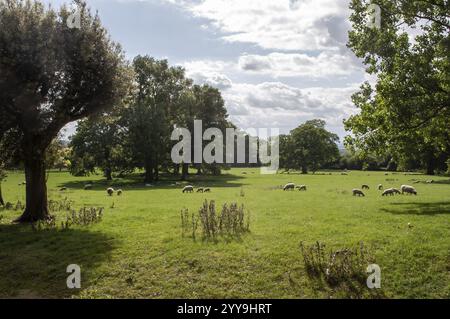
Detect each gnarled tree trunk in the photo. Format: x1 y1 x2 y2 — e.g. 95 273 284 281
15 154 49 222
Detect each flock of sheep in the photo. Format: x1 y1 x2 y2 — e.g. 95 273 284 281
181 186 211 193
352 184 417 197
70 177 419 199
281 182 418 197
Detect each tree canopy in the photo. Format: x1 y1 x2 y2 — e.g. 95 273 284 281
0 0 129 221
344 0 450 174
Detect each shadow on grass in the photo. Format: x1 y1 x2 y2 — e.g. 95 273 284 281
381 201 450 216
58 172 247 191
0 223 117 298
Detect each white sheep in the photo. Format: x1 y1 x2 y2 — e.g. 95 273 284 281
283 183 295 191
117 189 123 196
378 184 383 191
204 188 211 193
382 188 395 196
197 187 204 193
84 184 93 190
182 185 194 193
392 188 401 195
401 185 417 195
353 189 365 197
107 187 115 196
362 184 370 190
296 185 307 191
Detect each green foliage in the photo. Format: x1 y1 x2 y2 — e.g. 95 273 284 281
0 0 130 221
280 120 340 173
345 0 450 175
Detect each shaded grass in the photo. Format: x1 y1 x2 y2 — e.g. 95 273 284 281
0 169 449 298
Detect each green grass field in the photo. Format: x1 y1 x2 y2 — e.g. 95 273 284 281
0 168 449 299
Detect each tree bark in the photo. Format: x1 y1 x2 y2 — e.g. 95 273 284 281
104 167 113 181
15 154 50 223
181 163 189 181
144 161 154 183
0 183 4 206
301 166 308 174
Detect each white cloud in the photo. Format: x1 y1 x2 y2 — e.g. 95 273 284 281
182 60 234 89
223 82 360 135
239 52 362 78
168 0 352 51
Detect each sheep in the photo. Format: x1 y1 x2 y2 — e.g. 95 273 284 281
362 184 370 190
117 189 123 196
107 187 115 196
392 188 401 195
353 189 365 197
283 183 295 191
382 188 395 196
204 188 211 193
296 185 307 191
426 180 434 184
401 185 417 195
84 184 93 190
182 185 194 193
197 188 204 193
378 184 383 191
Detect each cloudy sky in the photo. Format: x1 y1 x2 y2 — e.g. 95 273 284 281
45 0 368 141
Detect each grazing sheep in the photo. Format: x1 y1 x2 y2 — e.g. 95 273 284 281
197 188 204 193
204 188 211 193
107 187 115 196
182 185 194 193
117 189 123 196
401 185 417 195
353 189 365 197
283 183 295 191
84 184 93 190
296 185 307 191
362 184 370 190
378 184 383 191
392 188 401 195
382 188 395 196
59 187 67 192
426 180 434 184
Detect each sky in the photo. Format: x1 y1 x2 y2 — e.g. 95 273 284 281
44 0 369 141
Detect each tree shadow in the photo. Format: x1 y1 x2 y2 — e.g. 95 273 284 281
381 201 450 216
58 172 247 191
0 223 117 298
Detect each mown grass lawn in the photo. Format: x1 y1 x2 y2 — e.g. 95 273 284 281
0 168 449 299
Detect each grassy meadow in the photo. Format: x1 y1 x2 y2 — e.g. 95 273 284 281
0 168 449 299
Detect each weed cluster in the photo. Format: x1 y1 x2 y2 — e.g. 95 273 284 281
181 200 250 241
299 241 374 287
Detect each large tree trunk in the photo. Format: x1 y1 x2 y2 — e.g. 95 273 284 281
426 152 436 175
144 161 154 183
0 183 5 206
15 155 50 223
104 167 113 181
301 166 308 174
181 163 189 181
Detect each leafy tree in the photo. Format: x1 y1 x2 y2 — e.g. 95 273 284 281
45 138 71 171
281 120 340 174
69 110 130 180
124 56 188 182
0 0 128 222
344 0 450 175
